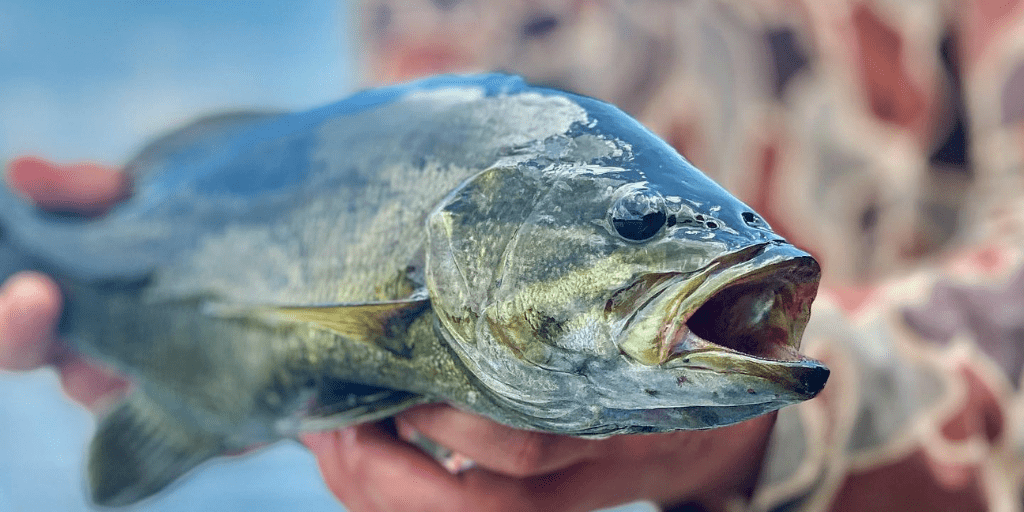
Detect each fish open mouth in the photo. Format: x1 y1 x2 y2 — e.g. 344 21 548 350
614 242 828 397
676 252 820 362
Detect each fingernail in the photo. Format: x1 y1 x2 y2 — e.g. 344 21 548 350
394 416 420 442
338 426 357 448
0 272 61 370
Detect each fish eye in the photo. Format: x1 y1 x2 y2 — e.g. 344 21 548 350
610 186 667 242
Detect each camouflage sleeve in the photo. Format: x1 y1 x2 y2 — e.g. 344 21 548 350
743 0 1024 507
356 0 1024 510
748 239 1024 512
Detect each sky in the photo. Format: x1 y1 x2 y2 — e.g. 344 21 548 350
0 0 354 163
0 1 353 510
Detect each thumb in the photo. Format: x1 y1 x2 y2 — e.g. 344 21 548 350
6 157 130 215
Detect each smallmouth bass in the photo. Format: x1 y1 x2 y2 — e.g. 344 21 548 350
0 74 827 506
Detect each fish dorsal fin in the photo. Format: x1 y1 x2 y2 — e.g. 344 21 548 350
206 297 431 358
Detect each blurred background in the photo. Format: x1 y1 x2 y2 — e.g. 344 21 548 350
3 0 1024 510
0 1 352 510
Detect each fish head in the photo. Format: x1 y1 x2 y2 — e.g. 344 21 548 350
425 89 826 433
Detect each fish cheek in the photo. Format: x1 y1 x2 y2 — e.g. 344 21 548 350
424 165 549 347
482 312 563 366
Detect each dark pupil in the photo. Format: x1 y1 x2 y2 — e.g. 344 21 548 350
613 211 666 241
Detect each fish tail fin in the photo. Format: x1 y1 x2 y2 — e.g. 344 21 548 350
88 391 225 507
0 180 101 295
124 110 281 185
0 111 281 286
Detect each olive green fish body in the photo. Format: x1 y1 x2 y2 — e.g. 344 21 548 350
0 75 827 505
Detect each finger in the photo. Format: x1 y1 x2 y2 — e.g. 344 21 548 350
0 272 62 370
54 353 130 410
303 429 379 512
304 424 470 512
306 424 562 512
395 404 604 478
6 157 130 215
520 461 647 512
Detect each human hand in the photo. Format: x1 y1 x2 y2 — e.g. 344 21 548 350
0 157 131 407
303 404 776 512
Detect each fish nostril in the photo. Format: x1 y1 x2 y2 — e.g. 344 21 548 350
742 211 766 228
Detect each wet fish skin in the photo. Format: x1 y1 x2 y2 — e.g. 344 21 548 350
0 74 825 505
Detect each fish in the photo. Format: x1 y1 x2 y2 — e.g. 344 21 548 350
0 74 827 506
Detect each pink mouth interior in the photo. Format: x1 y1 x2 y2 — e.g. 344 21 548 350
668 271 817 363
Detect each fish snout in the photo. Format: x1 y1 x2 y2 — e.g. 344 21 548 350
792 360 830 398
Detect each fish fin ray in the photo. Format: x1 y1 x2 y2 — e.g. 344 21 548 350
205 297 430 358
88 392 224 507
281 380 429 434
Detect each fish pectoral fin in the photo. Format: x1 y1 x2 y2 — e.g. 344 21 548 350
297 379 430 432
88 392 225 507
207 298 431 358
